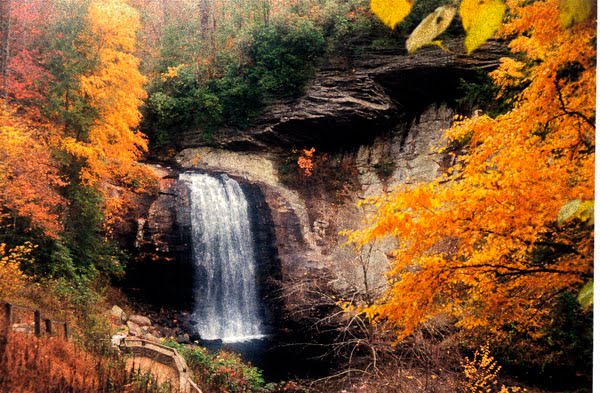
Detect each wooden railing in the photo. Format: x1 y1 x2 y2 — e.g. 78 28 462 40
120 337 202 393
1 301 201 392
2 301 70 340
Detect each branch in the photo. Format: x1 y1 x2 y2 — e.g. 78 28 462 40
447 262 590 278
554 80 595 129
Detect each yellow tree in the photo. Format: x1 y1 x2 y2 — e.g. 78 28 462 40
62 0 151 226
0 242 33 298
347 0 594 342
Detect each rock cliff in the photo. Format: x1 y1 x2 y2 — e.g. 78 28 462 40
171 41 503 298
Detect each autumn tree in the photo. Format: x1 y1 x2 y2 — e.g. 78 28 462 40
0 0 153 278
49 0 152 235
347 0 594 352
2 0 57 107
0 242 32 298
0 100 65 237
60 0 147 183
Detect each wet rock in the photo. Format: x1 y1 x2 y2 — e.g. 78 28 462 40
160 327 175 338
189 332 201 343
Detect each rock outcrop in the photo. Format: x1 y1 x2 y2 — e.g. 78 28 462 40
174 103 455 301
171 38 505 297
179 39 504 151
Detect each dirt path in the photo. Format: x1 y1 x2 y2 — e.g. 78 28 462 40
126 356 181 390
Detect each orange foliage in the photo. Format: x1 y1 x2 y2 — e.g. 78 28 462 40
59 0 155 229
0 332 125 392
347 0 594 341
64 0 148 187
0 333 100 391
7 0 56 106
0 100 65 236
2 0 155 239
297 147 316 176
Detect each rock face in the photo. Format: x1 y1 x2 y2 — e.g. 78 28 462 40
171 41 504 300
175 103 455 300
120 165 196 310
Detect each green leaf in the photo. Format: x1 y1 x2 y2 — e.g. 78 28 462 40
371 0 414 29
459 0 506 55
558 199 582 224
406 5 456 54
559 0 593 28
577 280 593 310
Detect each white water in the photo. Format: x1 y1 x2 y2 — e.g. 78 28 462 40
180 172 265 343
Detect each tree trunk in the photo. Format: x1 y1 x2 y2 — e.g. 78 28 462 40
198 0 214 48
0 0 12 100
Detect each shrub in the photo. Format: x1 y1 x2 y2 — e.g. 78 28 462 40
162 339 265 392
245 18 325 97
0 243 31 299
461 344 525 393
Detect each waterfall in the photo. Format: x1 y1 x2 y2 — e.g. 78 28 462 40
180 172 264 343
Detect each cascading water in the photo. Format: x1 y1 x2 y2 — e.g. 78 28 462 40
180 172 264 343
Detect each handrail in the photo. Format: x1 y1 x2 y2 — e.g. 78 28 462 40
120 337 202 393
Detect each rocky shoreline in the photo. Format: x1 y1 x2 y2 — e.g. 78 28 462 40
108 304 200 345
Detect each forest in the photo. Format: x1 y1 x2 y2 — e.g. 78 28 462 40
0 0 594 392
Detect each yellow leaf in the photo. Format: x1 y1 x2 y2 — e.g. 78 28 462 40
371 0 414 29
406 5 456 53
459 0 506 55
559 0 593 28
431 40 451 52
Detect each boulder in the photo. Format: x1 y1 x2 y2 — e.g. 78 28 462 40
128 314 152 326
110 305 127 323
160 326 174 338
175 333 190 344
126 321 142 336
143 332 161 343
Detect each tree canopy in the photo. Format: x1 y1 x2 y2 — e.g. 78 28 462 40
347 0 594 344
